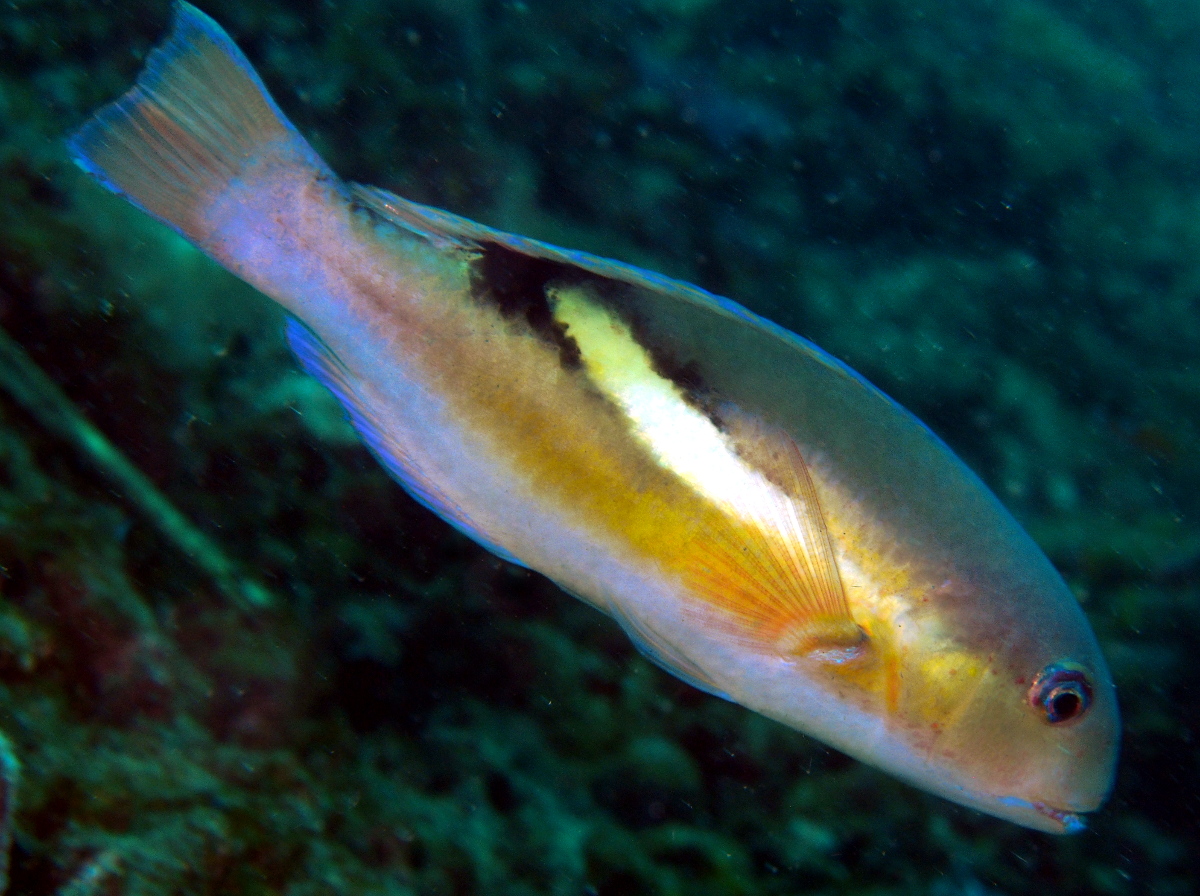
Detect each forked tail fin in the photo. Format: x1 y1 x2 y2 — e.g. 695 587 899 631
68 1 327 246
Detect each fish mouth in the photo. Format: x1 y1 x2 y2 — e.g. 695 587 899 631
1033 801 1086 833
994 794 1087 834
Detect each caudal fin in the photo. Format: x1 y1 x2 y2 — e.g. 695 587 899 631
69 1 322 244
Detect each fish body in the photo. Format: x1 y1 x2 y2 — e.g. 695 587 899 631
70 3 1118 832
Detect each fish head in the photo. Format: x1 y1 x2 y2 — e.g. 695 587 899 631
920 575 1120 833
815 562 1120 833
690 416 1120 833
945 651 1120 834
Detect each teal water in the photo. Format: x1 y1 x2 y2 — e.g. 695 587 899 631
0 0 1195 892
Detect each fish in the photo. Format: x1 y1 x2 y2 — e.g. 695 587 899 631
69 2 1118 833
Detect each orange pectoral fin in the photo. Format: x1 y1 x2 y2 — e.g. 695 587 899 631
680 422 865 658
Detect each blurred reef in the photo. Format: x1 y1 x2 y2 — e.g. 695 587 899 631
1 0 1199 892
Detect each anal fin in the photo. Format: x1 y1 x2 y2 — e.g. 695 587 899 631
284 318 528 569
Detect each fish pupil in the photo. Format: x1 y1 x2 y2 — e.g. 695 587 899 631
1030 663 1093 724
1048 689 1082 722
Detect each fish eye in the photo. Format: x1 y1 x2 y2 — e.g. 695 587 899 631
1029 663 1093 724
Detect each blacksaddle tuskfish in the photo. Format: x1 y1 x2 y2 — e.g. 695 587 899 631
70 1 1119 833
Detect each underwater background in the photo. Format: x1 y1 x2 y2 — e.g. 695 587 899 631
0 0 1196 892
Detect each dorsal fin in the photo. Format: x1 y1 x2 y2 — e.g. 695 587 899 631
350 184 477 252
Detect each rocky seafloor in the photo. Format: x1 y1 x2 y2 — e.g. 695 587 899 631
0 0 1197 892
